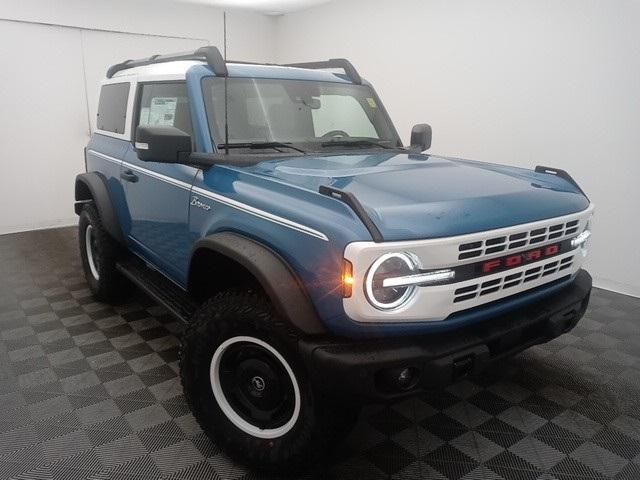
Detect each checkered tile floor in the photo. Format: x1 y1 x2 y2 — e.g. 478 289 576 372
1 227 640 480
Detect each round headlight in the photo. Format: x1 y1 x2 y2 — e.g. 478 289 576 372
365 252 418 310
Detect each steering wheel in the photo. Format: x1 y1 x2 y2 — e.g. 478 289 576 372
321 130 351 139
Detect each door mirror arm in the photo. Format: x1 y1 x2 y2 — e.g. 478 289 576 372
183 152 218 169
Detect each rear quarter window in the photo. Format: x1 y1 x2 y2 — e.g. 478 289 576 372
97 83 130 134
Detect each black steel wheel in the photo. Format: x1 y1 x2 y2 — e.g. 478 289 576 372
180 290 357 472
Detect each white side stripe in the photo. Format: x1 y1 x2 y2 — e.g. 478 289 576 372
89 150 121 165
122 161 192 190
192 186 329 241
86 150 329 241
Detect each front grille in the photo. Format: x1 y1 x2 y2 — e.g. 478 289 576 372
458 220 579 260
453 255 574 303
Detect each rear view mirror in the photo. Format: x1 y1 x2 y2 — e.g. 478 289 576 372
135 125 191 163
409 124 432 152
301 97 321 109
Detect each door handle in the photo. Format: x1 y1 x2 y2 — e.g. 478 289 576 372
120 170 139 183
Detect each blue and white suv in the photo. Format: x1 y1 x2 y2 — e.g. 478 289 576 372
75 46 593 471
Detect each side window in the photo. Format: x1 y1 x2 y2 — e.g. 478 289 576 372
97 83 130 134
136 83 192 137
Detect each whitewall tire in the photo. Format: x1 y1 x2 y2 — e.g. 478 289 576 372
210 335 301 439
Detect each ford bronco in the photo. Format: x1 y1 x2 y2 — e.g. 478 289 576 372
75 46 593 471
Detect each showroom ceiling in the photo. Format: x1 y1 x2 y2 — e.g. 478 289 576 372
172 0 334 14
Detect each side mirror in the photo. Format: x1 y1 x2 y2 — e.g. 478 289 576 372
410 124 432 152
135 125 191 163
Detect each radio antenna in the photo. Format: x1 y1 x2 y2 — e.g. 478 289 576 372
223 11 229 155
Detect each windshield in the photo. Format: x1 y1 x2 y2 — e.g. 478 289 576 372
202 77 401 152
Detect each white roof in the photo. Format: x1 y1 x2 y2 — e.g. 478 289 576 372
110 60 203 78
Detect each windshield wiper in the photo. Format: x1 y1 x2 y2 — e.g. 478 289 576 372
218 142 306 154
320 139 393 149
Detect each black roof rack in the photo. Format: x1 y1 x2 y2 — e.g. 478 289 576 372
284 58 362 84
106 46 227 78
106 48 362 84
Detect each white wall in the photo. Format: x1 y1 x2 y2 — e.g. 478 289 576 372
274 0 640 297
0 0 276 234
2 0 223 42
1 0 637 297
0 21 89 234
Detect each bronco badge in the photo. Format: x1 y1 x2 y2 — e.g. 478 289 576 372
190 196 211 211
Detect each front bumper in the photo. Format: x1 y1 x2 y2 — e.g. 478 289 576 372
300 269 592 403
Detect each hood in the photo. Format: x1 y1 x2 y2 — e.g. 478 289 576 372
241 152 590 241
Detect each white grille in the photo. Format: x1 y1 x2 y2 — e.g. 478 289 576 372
458 220 580 261
343 204 593 324
454 255 575 303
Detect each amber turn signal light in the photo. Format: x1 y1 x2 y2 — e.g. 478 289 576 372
342 259 354 298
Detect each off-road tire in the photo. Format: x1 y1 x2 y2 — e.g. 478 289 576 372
78 203 125 302
180 290 357 472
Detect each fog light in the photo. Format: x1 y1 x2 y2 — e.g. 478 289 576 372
377 366 420 392
397 367 415 390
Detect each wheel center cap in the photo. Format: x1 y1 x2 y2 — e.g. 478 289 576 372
251 376 266 392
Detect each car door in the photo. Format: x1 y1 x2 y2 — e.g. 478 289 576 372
120 81 198 284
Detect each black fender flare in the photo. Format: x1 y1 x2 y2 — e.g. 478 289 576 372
74 172 125 244
189 232 327 336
